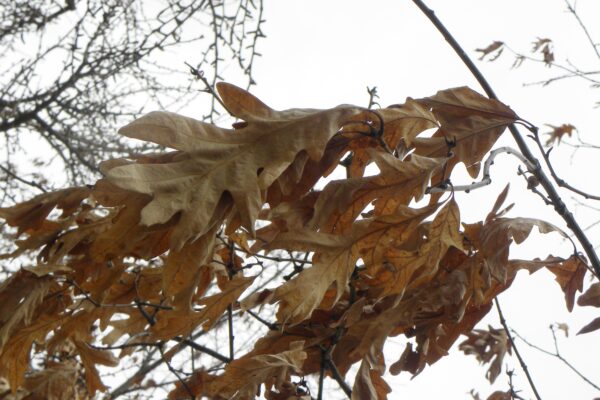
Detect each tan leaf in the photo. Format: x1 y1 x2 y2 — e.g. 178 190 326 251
577 316 600 335
106 83 361 249
459 326 510 383
74 340 118 395
152 275 255 339
351 359 391 400
479 216 565 283
476 41 505 60
415 87 518 178
179 341 307 399
269 204 438 324
310 149 444 233
578 282 600 307
546 255 587 312
545 123 575 146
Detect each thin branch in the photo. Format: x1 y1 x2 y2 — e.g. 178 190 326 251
411 0 600 278
0 164 48 193
511 328 600 391
527 126 600 200
564 0 600 60
494 298 542 400
427 146 534 194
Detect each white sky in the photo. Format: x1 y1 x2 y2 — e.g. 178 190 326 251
238 1 600 399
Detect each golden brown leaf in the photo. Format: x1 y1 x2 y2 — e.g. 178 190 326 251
546 255 587 312
152 275 255 339
544 123 576 146
578 282 600 307
174 341 307 400
351 359 391 400
74 340 118 395
459 326 510 383
415 87 518 178
268 204 438 324
106 83 362 249
309 149 444 233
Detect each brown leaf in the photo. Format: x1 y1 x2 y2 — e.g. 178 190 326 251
476 41 505 60
0 187 89 236
310 149 444 233
351 359 391 400
187 341 307 399
106 83 362 249
546 255 587 312
487 391 512 400
578 282 600 307
415 87 518 178
21 361 78 400
389 343 420 375
74 340 118 395
577 316 600 335
479 216 565 283
152 275 255 339
544 123 576 146
459 326 510 383
269 204 438 324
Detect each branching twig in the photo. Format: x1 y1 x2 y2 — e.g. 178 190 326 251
511 327 600 391
529 126 600 200
494 298 543 400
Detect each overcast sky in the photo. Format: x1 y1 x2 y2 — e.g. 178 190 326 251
234 1 600 398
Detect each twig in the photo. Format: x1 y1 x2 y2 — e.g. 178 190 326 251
427 146 534 194
0 164 48 193
526 125 600 200
159 345 194 399
173 336 231 364
411 0 600 278
511 328 600 391
494 298 543 400
564 0 600 60
226 241 236 361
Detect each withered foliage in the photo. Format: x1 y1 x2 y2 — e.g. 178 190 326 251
0 83 592 399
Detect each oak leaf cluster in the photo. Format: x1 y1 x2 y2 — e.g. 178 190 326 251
0 83 592 399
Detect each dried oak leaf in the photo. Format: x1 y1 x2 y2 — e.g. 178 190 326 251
151 275 255 340
74 340 118 395
414 87 518 178
578 316 600 335
173 341 307 400
20 360 79 400
546 255 587 312
106 83 361 250
267 204 438 325
351 358 391 400
476 41 505 61
544 123 576 146
0 187 90 237
578 282 600 307
459 326 511 383
309 148 444 233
